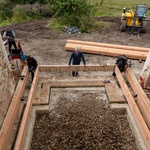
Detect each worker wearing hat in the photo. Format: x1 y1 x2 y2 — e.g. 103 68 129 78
3 27 17 54
27 56 38 82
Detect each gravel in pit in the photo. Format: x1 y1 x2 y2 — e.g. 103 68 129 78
31 88 137 150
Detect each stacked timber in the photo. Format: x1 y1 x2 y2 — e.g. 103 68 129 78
64 39 149 60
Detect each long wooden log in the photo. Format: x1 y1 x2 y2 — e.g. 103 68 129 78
115 66 150 149
0 66 29 150
39 65 114 72
125 67 150 129
14 67 39 150
64 43 147 60
67 39 149 52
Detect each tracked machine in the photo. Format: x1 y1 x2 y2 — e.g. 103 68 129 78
120 5 148 34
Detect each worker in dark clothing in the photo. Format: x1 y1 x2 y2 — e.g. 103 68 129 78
3 27 17 54
27 56 38 81
69 47 86 76
112 55 128 77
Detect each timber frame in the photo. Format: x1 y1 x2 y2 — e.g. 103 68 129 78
0 64 150 150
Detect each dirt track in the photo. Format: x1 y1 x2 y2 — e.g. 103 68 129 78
1 17 150 77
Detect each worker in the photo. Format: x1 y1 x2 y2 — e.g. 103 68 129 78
112 55 128 77
3 27 17 54
27 56 38 82
68 47 86 76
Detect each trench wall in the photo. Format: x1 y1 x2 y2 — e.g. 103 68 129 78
0 35 15 128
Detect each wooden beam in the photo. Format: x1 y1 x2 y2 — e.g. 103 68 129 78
33 80 106 105
49 80 105 88
64 43 147 60
0 66 29 150
67 39 149 52
124 67 150 129
39 65 114 73
14 67 39 150
115 66 150 149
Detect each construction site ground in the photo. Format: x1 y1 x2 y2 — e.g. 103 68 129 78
1 17 150 78
1 17 150 149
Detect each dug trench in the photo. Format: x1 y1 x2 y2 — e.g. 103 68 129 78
24 87 144 150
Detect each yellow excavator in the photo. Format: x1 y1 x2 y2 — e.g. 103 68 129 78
120 4 148 34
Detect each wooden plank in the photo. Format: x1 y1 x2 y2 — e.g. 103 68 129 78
64 43 147 60
105 82 126 103
115 66 150 149
0 66 29 150
125 67 150 129
67 39 149 52
33 79 105 105
8 101 25 150
33 83 50 105
49 80 105 88
33 98 49 105
39 65 114 73
14 67 39 150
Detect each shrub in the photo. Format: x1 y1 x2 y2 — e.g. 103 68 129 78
0 1 13 21
10 0 48 4
48 0 97 32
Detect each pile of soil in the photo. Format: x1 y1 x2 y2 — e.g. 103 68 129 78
31 92 137 150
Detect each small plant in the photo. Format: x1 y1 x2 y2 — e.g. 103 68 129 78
11 7 31 23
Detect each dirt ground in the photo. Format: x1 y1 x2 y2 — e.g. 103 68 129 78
31 88 137 150
1 17 150 149
1 17 150 77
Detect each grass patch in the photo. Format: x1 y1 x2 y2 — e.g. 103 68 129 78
89 20 105 32
90 0 150 16
46 18 64 33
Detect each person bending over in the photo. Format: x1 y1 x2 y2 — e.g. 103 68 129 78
27 56 38 81
112 55 128 77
